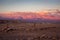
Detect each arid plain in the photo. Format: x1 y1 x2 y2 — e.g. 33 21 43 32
0 20 60 40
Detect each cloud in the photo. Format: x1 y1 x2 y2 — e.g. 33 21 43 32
0 10 60 20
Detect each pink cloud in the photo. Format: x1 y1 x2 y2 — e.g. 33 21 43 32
0 10 60 20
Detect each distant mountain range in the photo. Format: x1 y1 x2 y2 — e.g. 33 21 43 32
0 9 60 23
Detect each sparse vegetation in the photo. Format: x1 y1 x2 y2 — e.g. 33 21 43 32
0 20 60 40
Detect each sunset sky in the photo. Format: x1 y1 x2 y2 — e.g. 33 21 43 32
0 0 60 12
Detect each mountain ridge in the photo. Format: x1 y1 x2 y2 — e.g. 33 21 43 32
0 10 60 23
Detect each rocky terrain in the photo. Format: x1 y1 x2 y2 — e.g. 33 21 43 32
0 20 60 40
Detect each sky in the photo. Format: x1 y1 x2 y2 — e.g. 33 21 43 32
0 0 60 12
